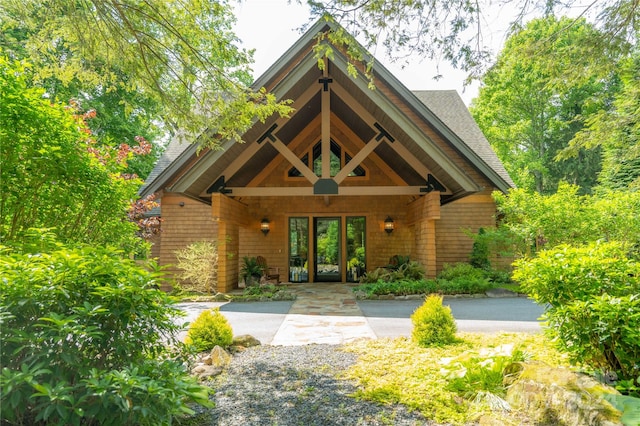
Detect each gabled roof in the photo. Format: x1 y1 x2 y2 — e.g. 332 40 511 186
139 18 513 200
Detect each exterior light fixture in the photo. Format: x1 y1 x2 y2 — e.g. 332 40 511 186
260 218 270 236
384 216 394 234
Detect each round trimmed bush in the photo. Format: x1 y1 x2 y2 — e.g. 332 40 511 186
185 308 233 351
411 294 457 347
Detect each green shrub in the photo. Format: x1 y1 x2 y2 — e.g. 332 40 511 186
396 261 426 280
483 268 514 287
411 295 458 347
353 279 438 297
513 242 640 391
513 242 639 307
469 227 491 270
437 262 486 281
434 263 492 294
0 236 210 426
185 308 233 352
547 294 640 386
360 260 425 284
359 267 393 284
436 276 493 294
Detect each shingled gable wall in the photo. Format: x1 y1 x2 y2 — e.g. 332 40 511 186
155 193 218 291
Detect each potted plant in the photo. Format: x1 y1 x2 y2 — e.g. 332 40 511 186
241 256 262 287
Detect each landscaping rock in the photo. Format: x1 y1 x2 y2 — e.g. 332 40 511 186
192 364 224 381
505 362 623 426
210 345 232 367
232 334 261 349
201 354 213 365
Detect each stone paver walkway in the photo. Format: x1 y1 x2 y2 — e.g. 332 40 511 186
270 283 376 346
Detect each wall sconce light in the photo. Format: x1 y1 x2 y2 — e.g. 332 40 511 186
179 201 185 207
260 218 270 236
384 216 395 234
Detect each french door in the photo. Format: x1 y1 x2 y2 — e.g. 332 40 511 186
288 216 366 282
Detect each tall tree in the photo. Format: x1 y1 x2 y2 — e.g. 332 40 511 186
470 16 614 194
561 52 640 191
0 0 292 150
1 4 164 179
304 0 636 81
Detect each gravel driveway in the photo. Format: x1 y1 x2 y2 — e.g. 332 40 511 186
205 344 434 426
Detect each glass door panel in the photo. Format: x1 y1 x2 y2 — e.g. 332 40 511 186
289 217 309 282
314 217 341 282
346 217 366 282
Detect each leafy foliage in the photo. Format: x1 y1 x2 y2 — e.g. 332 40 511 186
0 0 292 144
0 234 210 425
307 0 636 82
469 227 491 270
359 260 425 284
0 58 152 255
513 242 640 390
344 333 569 425
184 309 234 352
493 183 640 256
435 264 493 295
0 4 164 179
354 262 503 297
602 393 640 425
411 295 458 347
441 344 527 399
240 256 263 287
471 16 611 194
354 279 438 297
175 241 219 294
563 53 640 191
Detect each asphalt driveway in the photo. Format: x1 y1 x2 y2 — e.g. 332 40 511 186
176 296 545 345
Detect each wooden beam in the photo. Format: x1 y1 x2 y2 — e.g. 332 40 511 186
246 116 321 188
330 113 406 186
338 186 426 196
331 84 432 179
217 84 321 182
270 137 319 184
226 185 426 197
321 59 331 179
331 54 480 192
333 135 380 184
226 187 314 196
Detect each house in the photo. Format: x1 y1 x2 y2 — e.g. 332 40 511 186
139 19 514 292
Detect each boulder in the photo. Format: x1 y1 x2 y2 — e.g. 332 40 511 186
505 362 623 425
229 334 261 353
210 345 231 367
191 364 223 381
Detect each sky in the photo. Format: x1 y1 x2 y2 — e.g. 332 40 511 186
232 0 518 106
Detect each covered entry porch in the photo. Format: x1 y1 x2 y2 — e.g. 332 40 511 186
212 192 441 292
